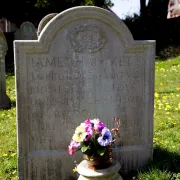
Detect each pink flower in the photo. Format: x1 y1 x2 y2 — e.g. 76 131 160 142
68 145 75 155
84 119 91 124
68 140 80 155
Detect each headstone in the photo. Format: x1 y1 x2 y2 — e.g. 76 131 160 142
37 13 58 36
14 6 155 180
0 29 11 109
19 21 37 40
0 19 5 32
14 29 20 40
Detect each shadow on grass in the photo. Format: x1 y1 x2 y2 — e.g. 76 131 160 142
120 146 180 180
6 65 14 76
147 146 180 173
158 90 180 94
11 100 16 107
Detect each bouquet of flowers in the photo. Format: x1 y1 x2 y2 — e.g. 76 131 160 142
68 117 120 161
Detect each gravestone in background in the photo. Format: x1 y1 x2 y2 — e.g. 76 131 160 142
0 29 11 109
19 22 37 40
14 29 20 40
14 6 155 180
37 13 58 36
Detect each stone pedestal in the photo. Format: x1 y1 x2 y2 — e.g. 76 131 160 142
77 160 123 180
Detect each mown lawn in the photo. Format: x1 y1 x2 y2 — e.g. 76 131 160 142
137 57 180 180
0 57 180 180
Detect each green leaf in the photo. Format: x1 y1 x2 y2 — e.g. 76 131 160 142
81 145 88 153
90 156 94 161
97 148 105 156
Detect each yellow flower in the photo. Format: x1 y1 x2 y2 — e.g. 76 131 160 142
166 105 171 109
155 92 159 98
160 68 165 71
72 126 87 142
163 96 167 99
11 153 17 157
153 138 158 143
73 167 77 173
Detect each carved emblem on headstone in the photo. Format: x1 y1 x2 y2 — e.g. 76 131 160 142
68 24 106 53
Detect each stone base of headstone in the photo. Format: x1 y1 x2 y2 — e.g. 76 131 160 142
0 94 11 109
77 160 123 180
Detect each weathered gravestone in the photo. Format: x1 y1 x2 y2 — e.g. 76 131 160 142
19 21 37 40
37 13 58 36
14 6 155 180
14 29 20 40
0 29 11 109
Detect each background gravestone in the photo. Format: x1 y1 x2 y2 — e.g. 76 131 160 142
19 21 37 40
37 13 58 36
14 29 20 40
0 29 11 109
14 6 155 179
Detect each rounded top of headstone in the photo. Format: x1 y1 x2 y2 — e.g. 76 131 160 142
77 160 121 177
20 21 36 29
19 21 37 40
38 6 134 48
37 13 58 36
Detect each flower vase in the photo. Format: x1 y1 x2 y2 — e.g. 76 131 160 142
83 145 113 170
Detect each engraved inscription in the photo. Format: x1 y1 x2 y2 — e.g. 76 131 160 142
27 51 144 150
30 55 143 68
68 24 106 53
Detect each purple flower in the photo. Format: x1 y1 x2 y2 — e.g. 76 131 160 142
84 119 106 132
84 131 93 141
82 120 93 141
91 119 106 133
98 128 112 146
84 119 92 130
70 140 80 148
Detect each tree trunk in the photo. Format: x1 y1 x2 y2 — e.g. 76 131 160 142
140 0 146 17
147 0 170 21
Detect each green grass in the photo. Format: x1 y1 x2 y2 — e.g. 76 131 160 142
0 75 17 180
0 57 180 179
